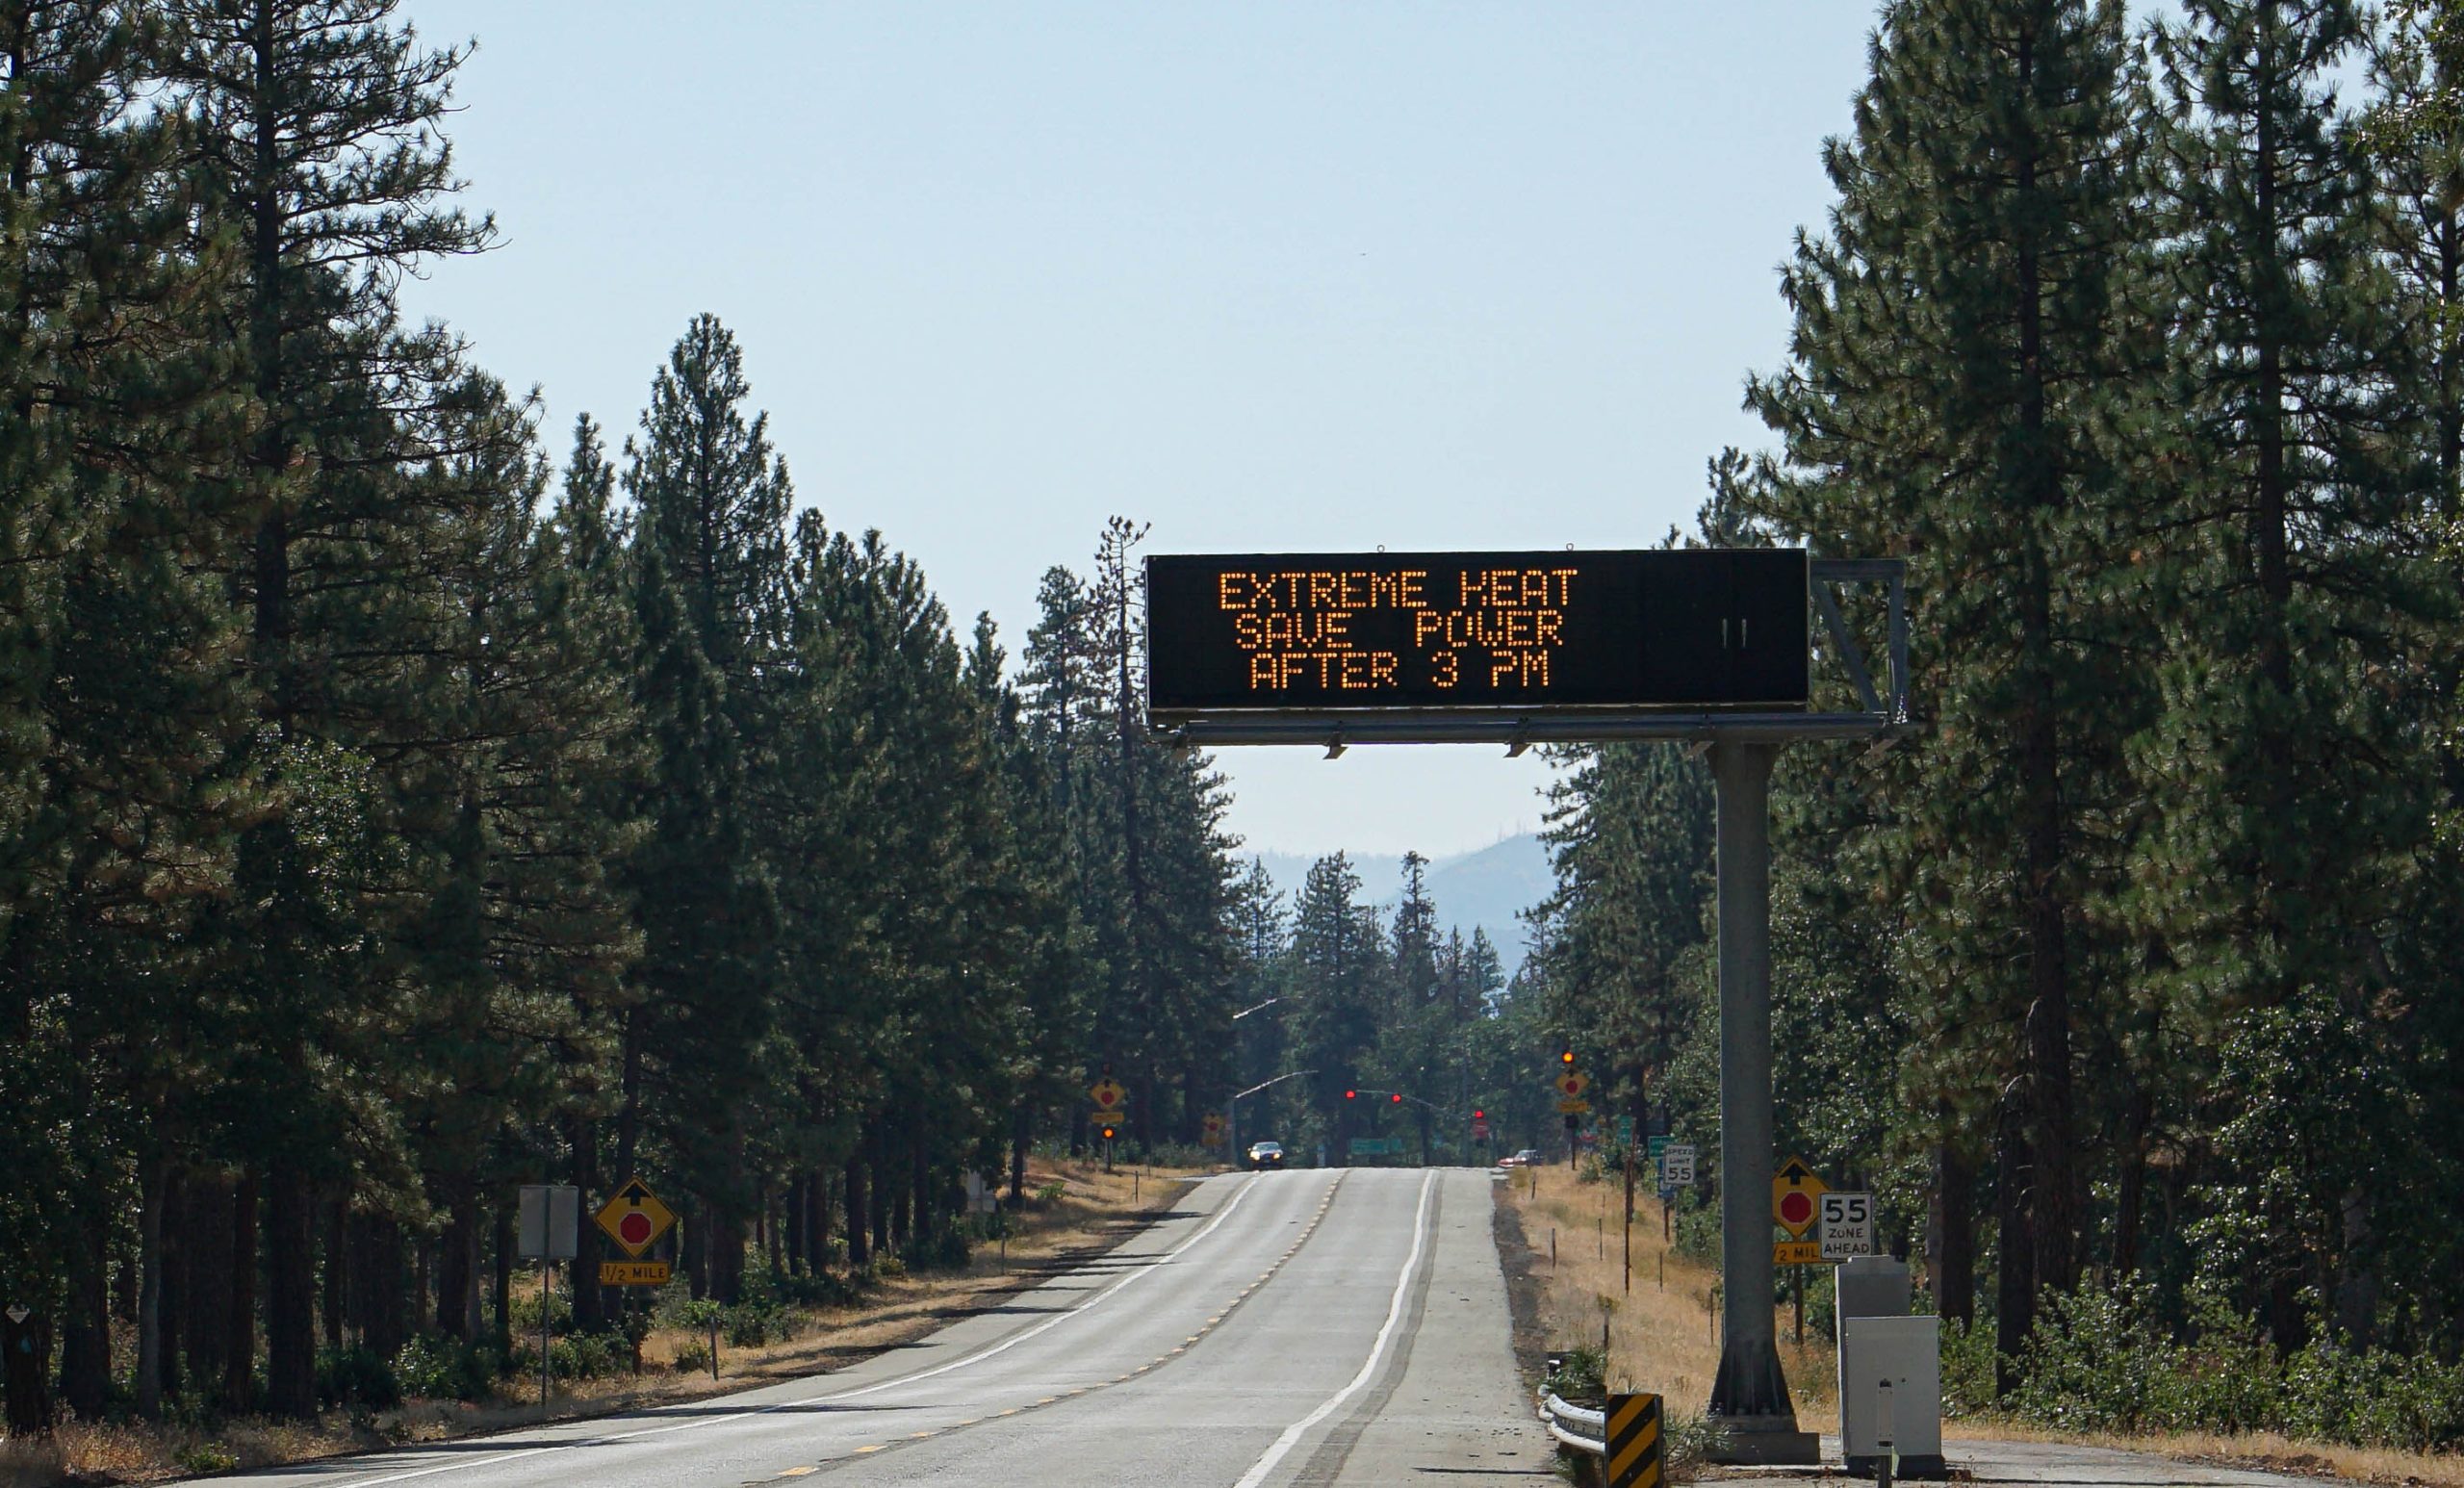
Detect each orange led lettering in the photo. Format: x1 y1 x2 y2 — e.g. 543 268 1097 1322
1399 571 1427 608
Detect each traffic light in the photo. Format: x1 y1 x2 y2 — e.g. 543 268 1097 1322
1345 1089 1357 1100
1560 1048 1576 1067
1473 1109 1485 1120
1390 1092 1402 1104
1100 1124 1116 1142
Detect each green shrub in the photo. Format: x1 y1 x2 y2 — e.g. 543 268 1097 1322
899 1228 970 1272
2001 1281 2464 1453
507 1331 628 1383
1549 1343 1607 1405
393 1335 498 1402
2008 1277 2179 1433
316 1344 402 1408
507 1288 573 1336
1671 1191 1719 1266
1663 1410 1727 1477
1033 1179 1066 1206
1937 1313 1998 1419
670 1339 711 1374
174 1443 240 1475
725 1303 796 1347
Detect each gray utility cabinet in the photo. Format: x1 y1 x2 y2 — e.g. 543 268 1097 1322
1834 1256 1948 1479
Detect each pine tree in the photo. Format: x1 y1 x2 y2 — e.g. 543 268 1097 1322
621 315 790 1303
1741 0 2156 1370
2140 0 2451 1347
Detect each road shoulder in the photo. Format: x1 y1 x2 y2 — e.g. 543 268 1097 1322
1315 1167 1549 1486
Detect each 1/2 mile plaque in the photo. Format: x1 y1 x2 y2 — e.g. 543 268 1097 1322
1145 550 1810 716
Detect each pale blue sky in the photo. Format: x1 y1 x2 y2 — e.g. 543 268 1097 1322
395 2 1891 858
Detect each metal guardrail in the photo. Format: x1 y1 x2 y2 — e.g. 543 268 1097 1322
1540 1389 1606 1457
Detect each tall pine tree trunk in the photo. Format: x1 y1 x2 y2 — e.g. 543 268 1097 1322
136 1159 166 1418
571 1116 605 1333
491 1206 512 1353
60 1205 110 1423
1930 1139 1976 1325
322 1194 347 1350
843 1154 869 1268
265 1158 317 1417
185 1174 231 1400
1991 1096 2033 1396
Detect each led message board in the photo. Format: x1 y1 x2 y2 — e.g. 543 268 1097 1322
1145 550 1810 716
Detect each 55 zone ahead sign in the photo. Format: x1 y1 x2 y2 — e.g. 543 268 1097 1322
1145 550 1810 717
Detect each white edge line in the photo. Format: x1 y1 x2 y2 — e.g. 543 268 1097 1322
1230 1169 1436 1488
324 1169 1311 1488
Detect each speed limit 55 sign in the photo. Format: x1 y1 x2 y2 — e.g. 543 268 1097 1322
1819 1192 1874 1261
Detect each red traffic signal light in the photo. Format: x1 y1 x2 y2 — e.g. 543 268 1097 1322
1390 1092 1402 1104
1473 1109 1485 1119
1345 1089 1357 1100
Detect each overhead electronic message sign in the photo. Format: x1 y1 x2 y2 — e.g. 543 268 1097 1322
1145 550 1810 716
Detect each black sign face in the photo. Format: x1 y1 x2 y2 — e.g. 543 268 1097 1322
1145 550 1810 715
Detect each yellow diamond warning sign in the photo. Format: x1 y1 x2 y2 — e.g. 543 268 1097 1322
1772 1156 1827 1239
1554 1071 1590 1099
1090 1077 1126 1112
595 1177 677 1258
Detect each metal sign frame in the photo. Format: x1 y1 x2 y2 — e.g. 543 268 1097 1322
1149 558 1908 754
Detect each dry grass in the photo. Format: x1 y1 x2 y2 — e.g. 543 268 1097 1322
1946 1418 2464 1488
1499 1159 1833 1419
4 1157 1199 1486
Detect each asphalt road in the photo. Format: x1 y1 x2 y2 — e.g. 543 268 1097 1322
200 1167 1547 1488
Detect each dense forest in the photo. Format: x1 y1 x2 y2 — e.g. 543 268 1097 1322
13 0 2464 1459
1529 0 2464 1445
0 0 1308 1432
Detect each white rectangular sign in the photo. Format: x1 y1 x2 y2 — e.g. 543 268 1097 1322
1820 1191 1874 1261
518 1184 579 1260
1660 1143 1697 1187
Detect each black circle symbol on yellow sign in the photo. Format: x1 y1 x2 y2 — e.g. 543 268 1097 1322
594 1177 677 1259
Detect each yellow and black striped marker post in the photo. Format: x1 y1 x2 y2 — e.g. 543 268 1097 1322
1604 1392 1663 1488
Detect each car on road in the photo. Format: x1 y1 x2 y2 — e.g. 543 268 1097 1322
1246 1140 1285 1169
1502 1147 1544 1167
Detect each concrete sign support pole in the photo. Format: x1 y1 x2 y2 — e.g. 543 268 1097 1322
1707 741 1817 1464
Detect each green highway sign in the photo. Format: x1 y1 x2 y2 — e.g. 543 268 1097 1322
1348 1137 1402 1157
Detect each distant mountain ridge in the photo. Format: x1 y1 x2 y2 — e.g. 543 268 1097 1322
1247 833 1552 976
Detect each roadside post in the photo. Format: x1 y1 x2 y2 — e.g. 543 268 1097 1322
1142 547 1911 1466
518 1184 578 1411
1605 1392 1666 1488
